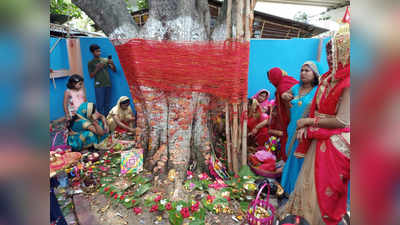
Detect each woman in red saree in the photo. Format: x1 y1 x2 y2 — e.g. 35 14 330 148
248 90 271 146
267 68 298 161
278 32 350 225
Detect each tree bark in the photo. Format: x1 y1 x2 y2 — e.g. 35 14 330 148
72 0 139 39
232 103 239 174
241 101 248 166
245 0 251 40
235 0 244 41
226 0 232 39
74 0 229 201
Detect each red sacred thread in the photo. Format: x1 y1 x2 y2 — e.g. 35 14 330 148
114 39 249 103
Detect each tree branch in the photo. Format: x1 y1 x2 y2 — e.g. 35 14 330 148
72 0 139 39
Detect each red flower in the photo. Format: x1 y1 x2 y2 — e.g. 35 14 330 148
191 201 200 212
114 194 119 200
120 195 125 200
132 199 136 204
104 187 110 192
154 195 162 202
165 202 172 211
99 166 108 172
187 171 193 176
105 159 111 163
208 179 228 190
109 149 114 153
199 172 209 180
110 191 114 196
224 196 231 201
207 195 215 203
149 204 159 212
234 174 240 179
180 207 190 218
104 152 109 156
133 207 142 215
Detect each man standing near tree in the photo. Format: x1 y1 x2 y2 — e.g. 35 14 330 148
88 44 116 116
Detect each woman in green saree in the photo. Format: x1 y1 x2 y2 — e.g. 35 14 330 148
67 102 109 151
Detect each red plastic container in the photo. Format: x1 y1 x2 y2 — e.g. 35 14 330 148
250 164 282 179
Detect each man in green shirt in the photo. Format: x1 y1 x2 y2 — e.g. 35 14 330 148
88 44 116 116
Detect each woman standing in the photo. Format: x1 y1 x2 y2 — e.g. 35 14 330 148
280 61 320 195
278 33 350 225
267 68 298 161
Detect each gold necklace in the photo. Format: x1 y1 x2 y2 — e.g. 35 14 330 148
294 86 312 106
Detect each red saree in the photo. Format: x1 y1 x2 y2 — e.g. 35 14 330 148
295 35 350 225
247 104 269 146
267 67 298 161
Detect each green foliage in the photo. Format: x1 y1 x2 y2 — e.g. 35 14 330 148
238 165 256 178
240 201 250 211
132 174 150 185
189 220 204 225
50 0 82 19
202 198 214 211
133 183 152 197
100 177 116 184
192 207 206 220
168 209 183 225
124 0 148 13
293 11 309 23
213 196 229 206
121 197 140 209
136 0 148 10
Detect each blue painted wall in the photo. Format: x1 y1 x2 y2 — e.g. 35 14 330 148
51 37 331 120
248 38 331 100
50 37 134 121
50 38 69 70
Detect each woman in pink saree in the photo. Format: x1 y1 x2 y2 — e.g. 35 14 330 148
278 32 350 225
247 90 271 146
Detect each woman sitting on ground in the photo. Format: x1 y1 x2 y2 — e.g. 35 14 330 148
248 90 271 147
107 96 136 133
67 102 109 151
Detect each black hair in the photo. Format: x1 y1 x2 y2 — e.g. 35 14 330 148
89 44 100 53
302 64 319 87
259 90 269 97
313 75 319 86
66 74 84 89
92 104 97 113
120 99 130 105
247 98 253 108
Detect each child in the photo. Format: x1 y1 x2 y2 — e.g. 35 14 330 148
88 44 116 116
63 74 86 121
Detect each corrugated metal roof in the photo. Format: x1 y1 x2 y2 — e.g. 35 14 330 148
257 0 349 9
